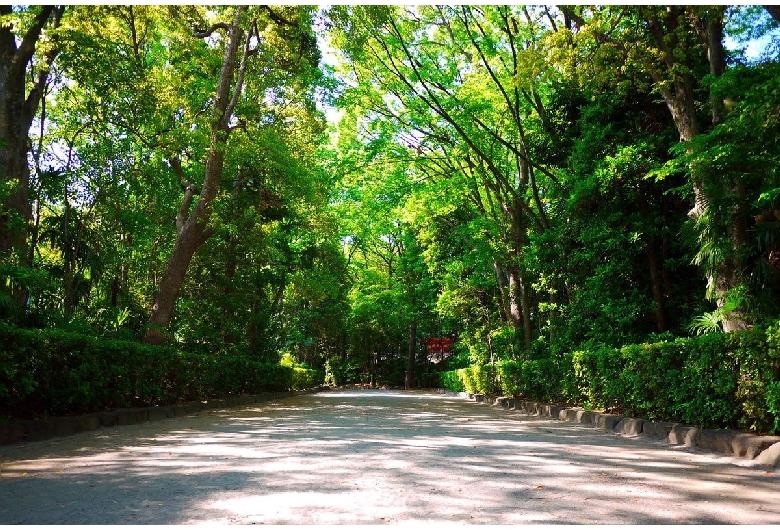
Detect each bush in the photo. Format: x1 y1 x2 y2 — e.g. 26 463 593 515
767 382 780 434
452 365 500 395
0 322 296 420
443 325 780 434
293 366 325 390
439 370 464 392
456 367 476 394
324 357 364 386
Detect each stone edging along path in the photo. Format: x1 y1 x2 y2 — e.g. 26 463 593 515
4 386 780 470
445 390 780 469
0 389 321 447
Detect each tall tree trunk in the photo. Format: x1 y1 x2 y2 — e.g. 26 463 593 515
644 5 747 331
144 8 251 344
638 185 667 332
0 6 64 262
646 238 667 333
405 320 417 389
506 264 532 354
507 193 533 355
492 261 513 324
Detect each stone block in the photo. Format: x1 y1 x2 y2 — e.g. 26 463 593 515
668 424 694 445
174 402 202 416
683 427 700 447
613 419 643 434
145 407 173 422
541 404 563 418
559 409 578 422
204 398 227 409
235 395 256 406
732 434 780 459
0 423 25 445
595 413 622 431
697 429 738 455
115 408 148 426
50 417 77 438
21 420 55 442
754 442 780 468
576 410 597 425
527 402 541 415
75 414 101 433
642 421 675 440
474 394 485 403
98 411 118 427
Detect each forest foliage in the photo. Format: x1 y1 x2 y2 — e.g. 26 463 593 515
1 5 780 428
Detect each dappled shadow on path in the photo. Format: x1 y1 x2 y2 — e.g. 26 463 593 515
0 390 778 524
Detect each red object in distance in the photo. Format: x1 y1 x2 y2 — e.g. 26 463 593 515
424 337 452 353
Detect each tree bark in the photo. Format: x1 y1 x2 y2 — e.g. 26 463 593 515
492 261 513 324
0 6 64 262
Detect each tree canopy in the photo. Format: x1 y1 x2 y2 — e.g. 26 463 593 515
1 4 780 392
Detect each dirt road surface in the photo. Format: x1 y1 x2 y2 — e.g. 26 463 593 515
1 389 778 524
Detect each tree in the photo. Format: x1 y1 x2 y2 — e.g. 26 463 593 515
144 6 320 344
330 6 565 354
0 5 65 273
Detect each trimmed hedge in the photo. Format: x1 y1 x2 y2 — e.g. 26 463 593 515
439 327 780 434
439 370 464 392
0 322 299 421
293 366 325 390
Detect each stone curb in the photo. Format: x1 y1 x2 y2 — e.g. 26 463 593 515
0 388 324 447
446 390 780 469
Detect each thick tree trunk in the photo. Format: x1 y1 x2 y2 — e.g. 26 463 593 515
0 6 64 262
405 320 417 389
144 206 214 344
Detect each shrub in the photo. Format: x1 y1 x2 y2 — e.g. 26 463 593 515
444 324 780 433
452 365 500 395
293 366 325 390
0 322 296 420
324 357 364 386
767 382 780 434
439 370 464 392
496 360 522 396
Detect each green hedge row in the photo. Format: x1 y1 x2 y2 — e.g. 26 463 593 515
440 327 780 434
0 322 312 421
293 366 325 390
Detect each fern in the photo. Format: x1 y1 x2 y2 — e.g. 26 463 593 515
688 310 724 335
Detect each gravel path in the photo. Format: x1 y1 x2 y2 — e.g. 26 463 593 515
0 389 778 524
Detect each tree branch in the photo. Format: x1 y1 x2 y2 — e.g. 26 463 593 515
24 5 65 129
193 22 231 39
260 5 295 28
10 5 55 79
